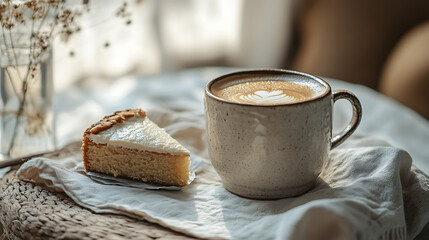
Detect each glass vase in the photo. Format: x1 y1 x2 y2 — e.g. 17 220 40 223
0 41 55 160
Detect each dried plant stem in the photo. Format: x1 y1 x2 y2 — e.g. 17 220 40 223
0 0 130 157
1 23 27 155
7 6 53 155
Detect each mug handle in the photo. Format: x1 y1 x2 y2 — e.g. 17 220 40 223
331 90 362 149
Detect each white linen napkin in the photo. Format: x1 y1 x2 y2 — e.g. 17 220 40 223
16 108 429 240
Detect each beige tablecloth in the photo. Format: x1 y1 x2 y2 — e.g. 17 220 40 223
12 68 429 239
6 68 429 239
17 107 429 239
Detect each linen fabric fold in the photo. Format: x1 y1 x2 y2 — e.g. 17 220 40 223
16 109 429 240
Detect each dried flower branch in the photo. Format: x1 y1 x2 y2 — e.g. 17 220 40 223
0 0 140 157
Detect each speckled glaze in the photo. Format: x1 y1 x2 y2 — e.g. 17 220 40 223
205 69 362 199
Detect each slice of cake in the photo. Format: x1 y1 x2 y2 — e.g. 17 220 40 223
82 109 191 186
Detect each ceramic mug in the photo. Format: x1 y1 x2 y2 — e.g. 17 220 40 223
204 69 362 199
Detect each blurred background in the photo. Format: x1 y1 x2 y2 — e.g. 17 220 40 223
53 0 429 119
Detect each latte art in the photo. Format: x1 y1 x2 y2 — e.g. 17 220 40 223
233 90 307 105
212 80 317 105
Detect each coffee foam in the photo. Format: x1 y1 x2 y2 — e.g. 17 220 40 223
211 79 324 105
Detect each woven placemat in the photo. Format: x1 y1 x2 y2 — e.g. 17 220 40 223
0 142 195 240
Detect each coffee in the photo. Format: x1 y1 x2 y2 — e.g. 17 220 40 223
211 80 317 105
205 69 362 199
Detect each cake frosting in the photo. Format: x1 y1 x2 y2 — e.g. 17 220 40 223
87 116 190 156
82 108 191 186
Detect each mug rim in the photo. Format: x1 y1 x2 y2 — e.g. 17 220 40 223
205 69 332 107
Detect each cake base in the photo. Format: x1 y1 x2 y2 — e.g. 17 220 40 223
83 141 190 186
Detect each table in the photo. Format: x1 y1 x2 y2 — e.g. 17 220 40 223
0 142 195 239
1 67 429 239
